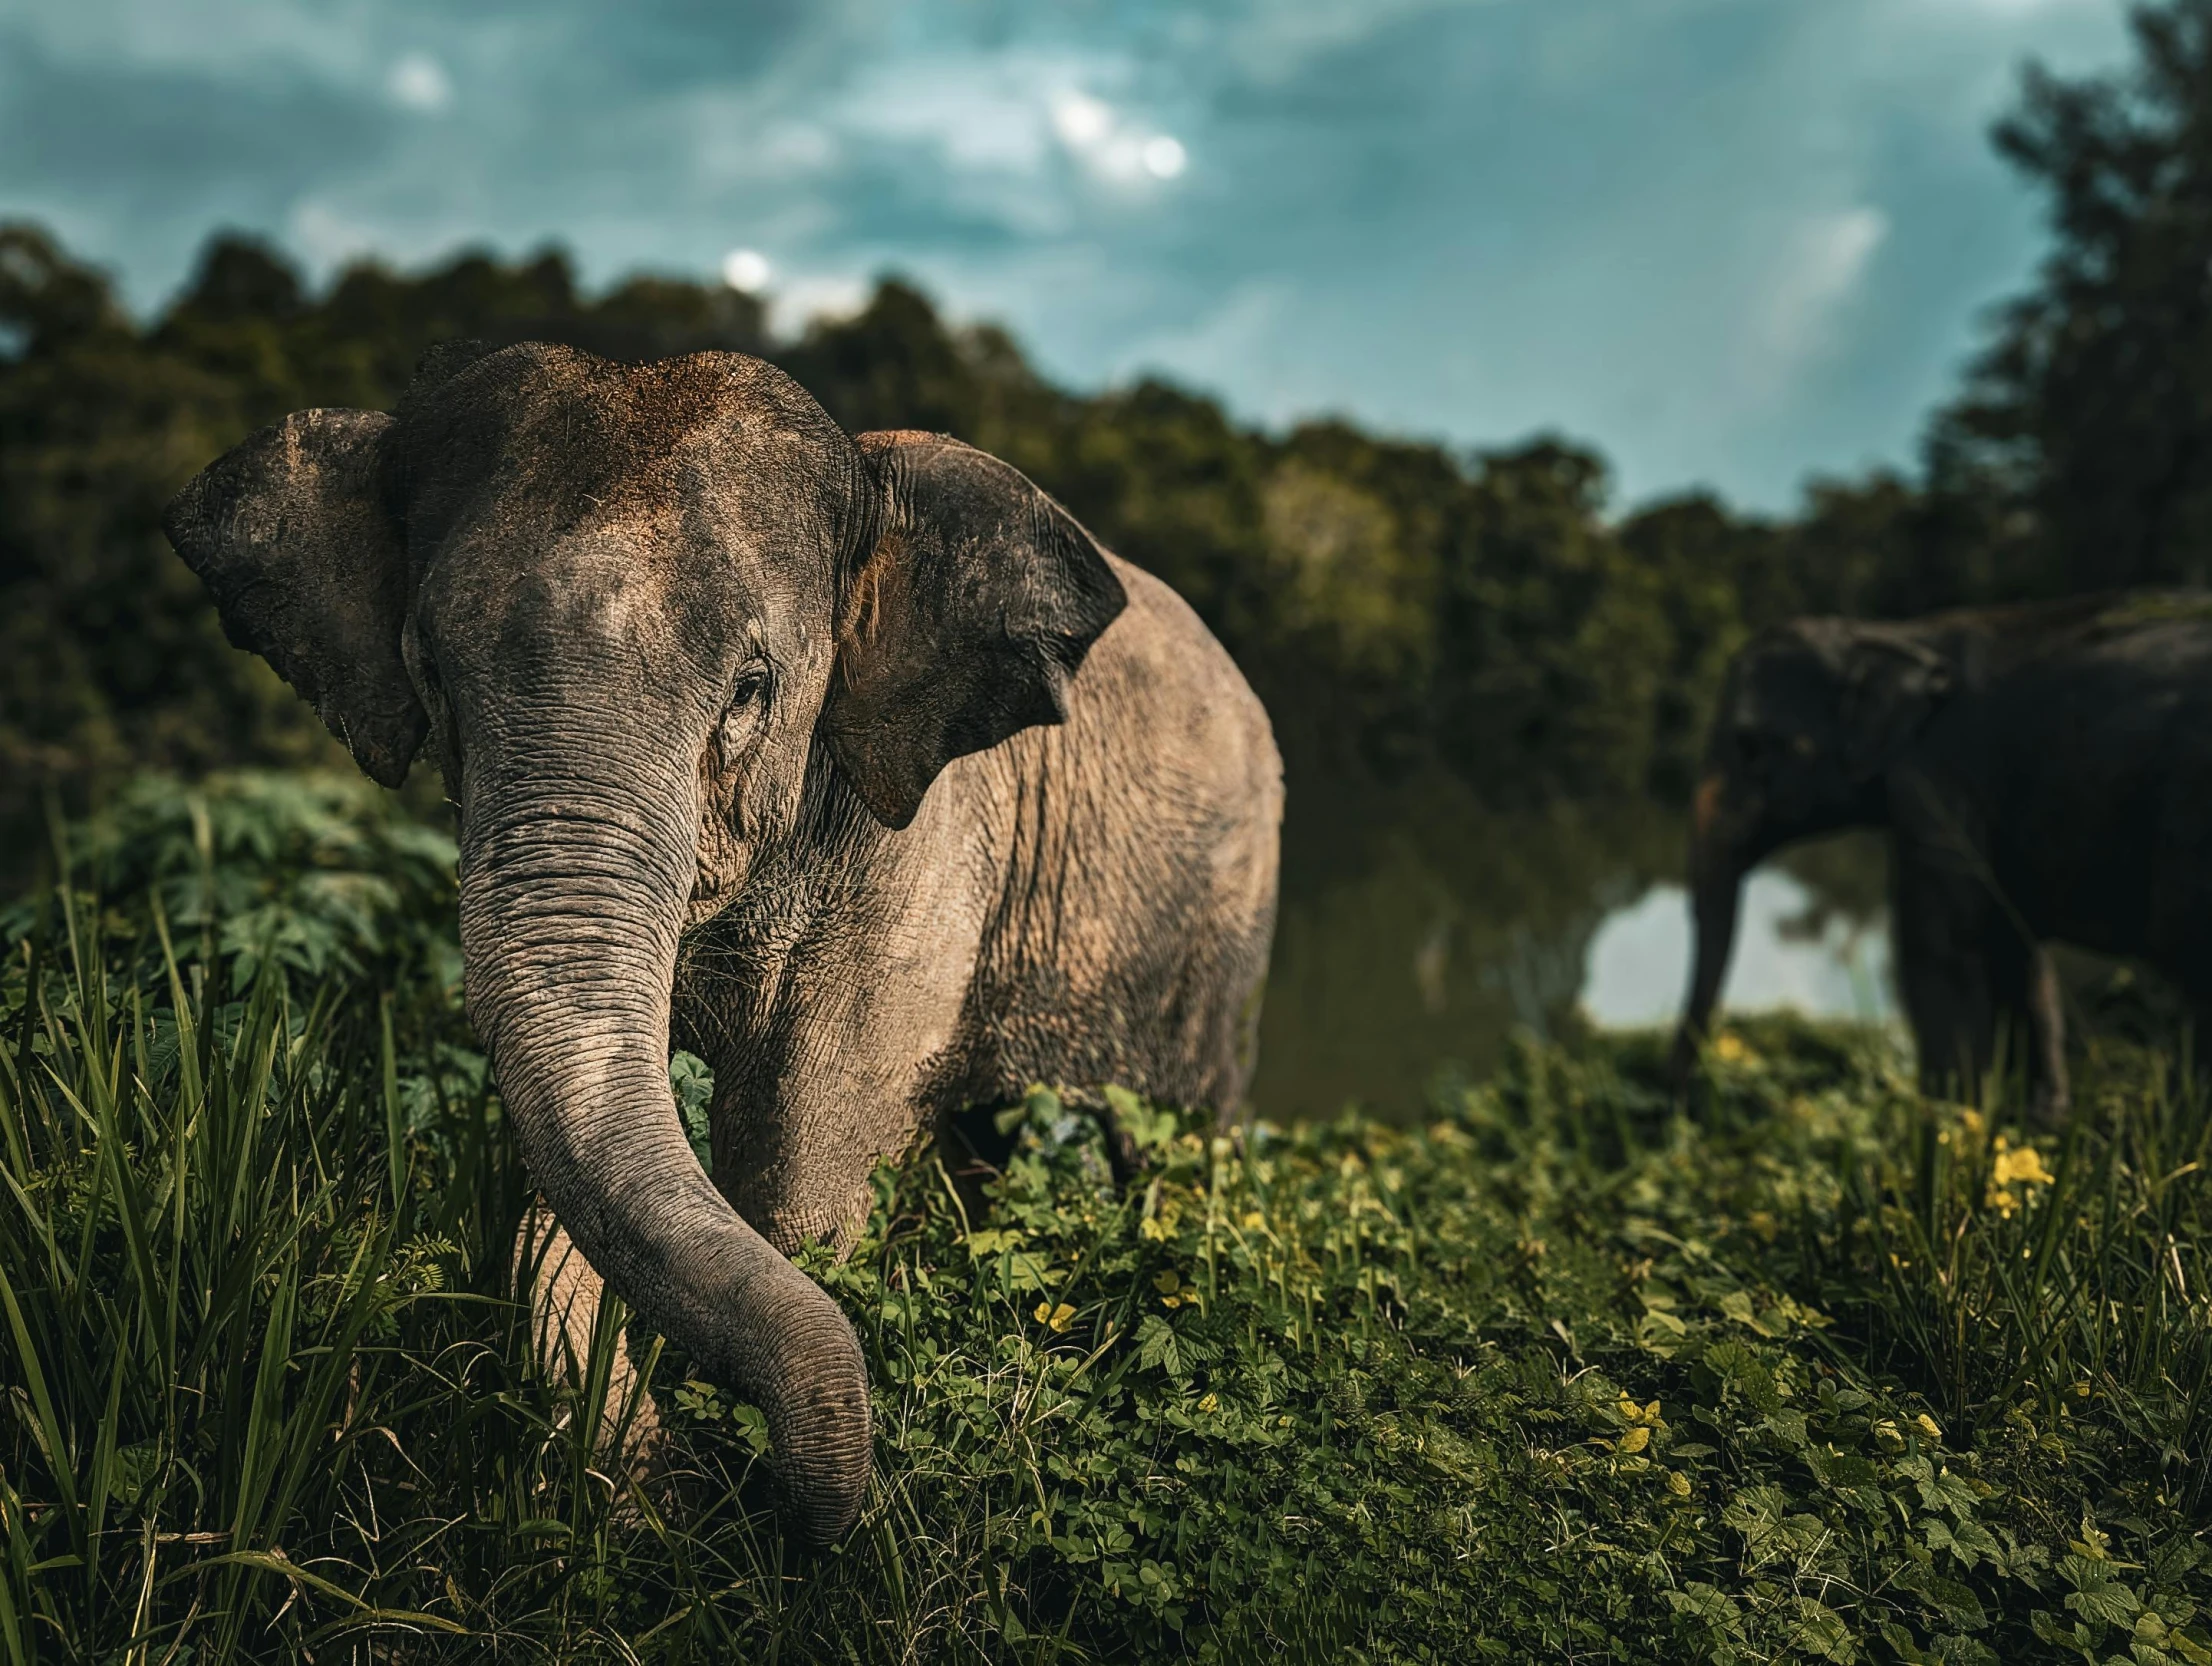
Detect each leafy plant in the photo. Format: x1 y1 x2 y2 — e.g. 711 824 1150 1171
6 775 2212 1661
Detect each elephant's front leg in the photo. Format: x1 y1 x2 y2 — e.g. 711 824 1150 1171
514 1204 664 1463
698 838 997 1255
700 982 976 1256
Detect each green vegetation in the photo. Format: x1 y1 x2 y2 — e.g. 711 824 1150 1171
4 775 2212 1663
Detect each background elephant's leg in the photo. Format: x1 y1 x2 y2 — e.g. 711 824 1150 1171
515 1203 663 1464
1972 927 2068 1124
1892 858 2000 1104
2022 945 2070 1126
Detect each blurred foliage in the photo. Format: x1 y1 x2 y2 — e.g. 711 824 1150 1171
0 221 1834 860
1933 0 2212 597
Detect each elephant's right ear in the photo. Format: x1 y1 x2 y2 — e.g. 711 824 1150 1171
163 409 427 787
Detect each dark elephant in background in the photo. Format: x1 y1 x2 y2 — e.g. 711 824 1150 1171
163 341 1283 1541
1672 595 2212 1122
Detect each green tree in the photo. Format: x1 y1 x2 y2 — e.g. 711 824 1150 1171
1935 0 2212 593
0 222 1763 858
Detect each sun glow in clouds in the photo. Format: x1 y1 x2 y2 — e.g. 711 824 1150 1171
1050 90 1187 183
386 53 452 113
720 248 772 293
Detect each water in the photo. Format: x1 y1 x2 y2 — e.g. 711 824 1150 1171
1248 776 1893 1121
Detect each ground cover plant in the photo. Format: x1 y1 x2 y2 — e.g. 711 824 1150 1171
5 773 2212 1662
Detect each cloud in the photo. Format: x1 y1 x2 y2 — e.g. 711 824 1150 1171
1742 205 1890 399
1049 89 1188 185
0 0 2140 508
386 52 451 113
766 270 870 336
720 246 770 291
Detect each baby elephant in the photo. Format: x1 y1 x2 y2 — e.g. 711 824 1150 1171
164 342 1283 1541
1674 595 2212 1121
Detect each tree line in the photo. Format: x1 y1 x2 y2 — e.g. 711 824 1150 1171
8 0 2212 845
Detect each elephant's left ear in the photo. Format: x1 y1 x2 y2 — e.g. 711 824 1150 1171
826 433 1127 829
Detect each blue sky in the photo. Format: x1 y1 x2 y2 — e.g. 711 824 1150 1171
0 0 2134 509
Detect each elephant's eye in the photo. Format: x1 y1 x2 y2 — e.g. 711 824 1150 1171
716 666 771 759
729 667 770 711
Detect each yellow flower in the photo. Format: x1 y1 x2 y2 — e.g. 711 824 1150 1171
1198 1392 1219 1413
1992 1142 2055 1188
1241 1211 1266 1229
1712 1033 1748 1064
1035 1302 1077 1333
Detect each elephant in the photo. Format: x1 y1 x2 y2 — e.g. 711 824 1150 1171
1671 595 2212 1122
162 340 1284 1542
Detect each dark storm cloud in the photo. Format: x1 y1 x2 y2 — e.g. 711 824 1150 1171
0 0 2138 507
0 25 398 226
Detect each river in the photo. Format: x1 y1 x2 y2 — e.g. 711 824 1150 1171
1249 775 1894 1121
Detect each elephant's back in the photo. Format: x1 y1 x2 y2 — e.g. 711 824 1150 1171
1085 555 1283 834
1959 617 2212 972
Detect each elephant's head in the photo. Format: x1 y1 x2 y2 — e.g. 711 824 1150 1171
162 342 1126 1540
1669 618 1952 1082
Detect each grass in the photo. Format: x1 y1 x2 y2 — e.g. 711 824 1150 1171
5 775 2212 1661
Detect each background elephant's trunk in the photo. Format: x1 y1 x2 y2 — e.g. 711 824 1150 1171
1670 771 1751 1086
457 740 870 1542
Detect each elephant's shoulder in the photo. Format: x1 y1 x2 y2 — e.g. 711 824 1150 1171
1092 556 1235 679
1066 555 1280 800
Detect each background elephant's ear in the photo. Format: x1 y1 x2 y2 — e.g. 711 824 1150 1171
163 409 427 787
1839 630 1953 779
826 433 1128 829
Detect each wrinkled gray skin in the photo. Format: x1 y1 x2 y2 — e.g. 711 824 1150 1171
163 342 1283 1542
1672 599 2212 1125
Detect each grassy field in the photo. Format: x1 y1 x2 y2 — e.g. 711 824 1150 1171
6 776 2212 1662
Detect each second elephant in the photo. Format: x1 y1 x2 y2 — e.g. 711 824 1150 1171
1674 595 2212 1120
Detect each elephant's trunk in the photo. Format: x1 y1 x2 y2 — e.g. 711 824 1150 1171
1669 770 1749 1086
456 733 870 1542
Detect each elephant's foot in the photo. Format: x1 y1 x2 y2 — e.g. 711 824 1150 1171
516 1204 666 1475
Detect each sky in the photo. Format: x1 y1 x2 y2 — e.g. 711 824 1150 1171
0 0 2137 510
